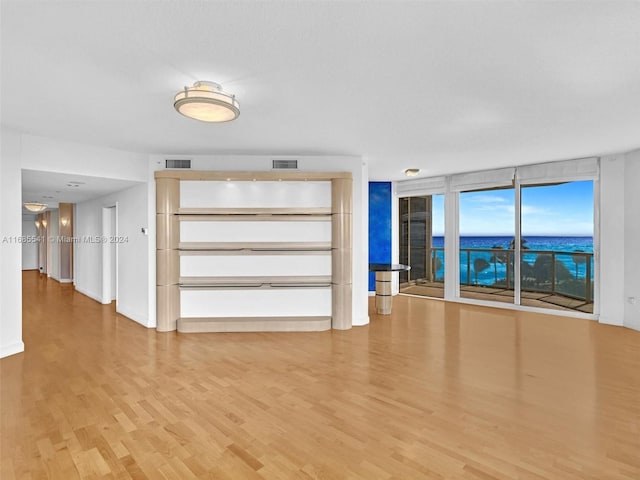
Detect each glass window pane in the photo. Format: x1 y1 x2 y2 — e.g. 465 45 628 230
459 188 515 304
409 196 428 282
399 194 445 299
520 181 594 313
399 198 409 284
431 194 445 290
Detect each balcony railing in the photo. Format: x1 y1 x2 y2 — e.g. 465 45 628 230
409 247 593 304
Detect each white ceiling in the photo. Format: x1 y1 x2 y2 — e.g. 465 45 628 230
2 0 640 186
21 170 142 213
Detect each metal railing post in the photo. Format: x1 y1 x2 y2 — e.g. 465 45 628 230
586 256 592 303
551 252 556 294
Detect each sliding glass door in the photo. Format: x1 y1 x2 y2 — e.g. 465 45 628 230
396 158 598 316
455 180 594 313
458 187 515 304
399 194 445 298
519 181 594 313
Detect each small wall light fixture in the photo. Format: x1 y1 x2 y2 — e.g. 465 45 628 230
404 168 420 177
174 81 240 122
61 217 69 227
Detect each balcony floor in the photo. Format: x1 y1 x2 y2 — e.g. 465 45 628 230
400 282 594 313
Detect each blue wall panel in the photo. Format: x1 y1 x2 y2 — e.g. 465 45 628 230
368 182 392 291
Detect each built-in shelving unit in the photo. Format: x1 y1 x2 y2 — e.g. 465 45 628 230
156 171 352 333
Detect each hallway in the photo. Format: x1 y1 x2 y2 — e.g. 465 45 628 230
1 271 639 479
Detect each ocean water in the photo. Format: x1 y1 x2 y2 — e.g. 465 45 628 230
428 236 593 285
432 236 593 252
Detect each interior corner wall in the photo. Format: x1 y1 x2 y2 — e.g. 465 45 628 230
357 162 370 325
623 150 640 330
368 182 392 291
75 183 150 327
599 155 627 327
146 169 156 330
600 151 640 331
48 209 60 281
1 130 25 358
74 200 103 302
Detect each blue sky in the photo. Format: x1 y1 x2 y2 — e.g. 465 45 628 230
431 181 594 236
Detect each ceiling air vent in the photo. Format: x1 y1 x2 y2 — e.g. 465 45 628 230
272 159 298 169
165 159 191 169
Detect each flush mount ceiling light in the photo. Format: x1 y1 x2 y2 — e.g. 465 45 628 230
404 168 420 177
174 81 240 122
24 202 47 212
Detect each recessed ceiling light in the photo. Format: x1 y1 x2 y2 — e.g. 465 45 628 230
404 168 420 177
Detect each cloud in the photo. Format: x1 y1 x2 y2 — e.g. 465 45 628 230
498 204 552 215
468 194 507 204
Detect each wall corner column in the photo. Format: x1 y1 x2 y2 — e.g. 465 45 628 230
156 176 180 332
58 202 74 282
331 177 352 330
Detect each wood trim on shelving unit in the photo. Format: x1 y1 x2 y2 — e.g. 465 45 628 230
156 177 180 332
179 285 332 291
177 242 332 251
155 170 352 333
178 275 333 285
331 178 353 330
178 214 332 222
178 207 332 215
177 316 332 333
156 170 351 181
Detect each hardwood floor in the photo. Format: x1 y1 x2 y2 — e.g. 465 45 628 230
2 271 639 479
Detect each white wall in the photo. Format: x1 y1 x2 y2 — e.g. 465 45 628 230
1 130 24 358
75 183 150 327
599 156 626 326
150 155 370 327
20 134 148 181
21 215 38 270
110 207 117 301
623 150 640 330
48 210 60 281
74 201 102 302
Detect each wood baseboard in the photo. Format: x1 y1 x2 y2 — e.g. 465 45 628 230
177 316 332 333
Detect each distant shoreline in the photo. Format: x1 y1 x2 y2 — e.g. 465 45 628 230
433 235 593 238
429 235 594 254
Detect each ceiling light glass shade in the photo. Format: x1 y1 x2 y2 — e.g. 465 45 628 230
174 81 240 122
24 202 47 212
404 168 420 177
